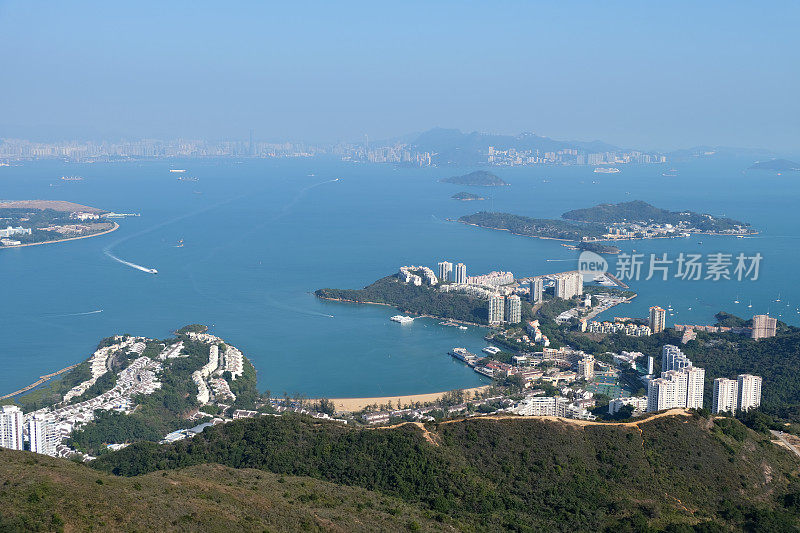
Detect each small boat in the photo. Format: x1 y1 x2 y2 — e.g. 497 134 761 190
175 239 184 248
748 301 753 308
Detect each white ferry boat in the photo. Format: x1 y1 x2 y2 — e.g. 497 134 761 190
593 167 621 174
169 169 187 173
449 348 480 364
390 315 414 324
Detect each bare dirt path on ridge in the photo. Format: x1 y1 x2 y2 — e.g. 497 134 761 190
370 408 692 446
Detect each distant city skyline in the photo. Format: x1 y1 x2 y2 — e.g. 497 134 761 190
0 1 798 152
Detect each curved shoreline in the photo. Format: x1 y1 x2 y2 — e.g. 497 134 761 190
316 295 489 327
312 385 492 412
0 222 119 250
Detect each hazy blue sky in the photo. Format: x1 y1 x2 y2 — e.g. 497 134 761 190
1 1 798 151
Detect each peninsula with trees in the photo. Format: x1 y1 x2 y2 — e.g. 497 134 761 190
459 200 755 246
0 200 119 248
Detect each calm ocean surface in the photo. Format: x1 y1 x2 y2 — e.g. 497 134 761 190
1 157 798 397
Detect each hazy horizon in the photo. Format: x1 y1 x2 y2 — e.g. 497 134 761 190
1 1 798 152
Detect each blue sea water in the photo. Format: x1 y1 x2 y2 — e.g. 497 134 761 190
1 157 798 398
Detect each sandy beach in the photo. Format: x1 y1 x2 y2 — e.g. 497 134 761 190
317 385 492 412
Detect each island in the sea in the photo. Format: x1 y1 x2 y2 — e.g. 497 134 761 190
0 200 119 248
439 170 509 187
459 200 755 245
749 158 800 172
451 191 486 201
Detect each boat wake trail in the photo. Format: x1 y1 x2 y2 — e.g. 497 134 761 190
263 293 335 319
103 193 248 274
45 309 104 318
103 249 158 274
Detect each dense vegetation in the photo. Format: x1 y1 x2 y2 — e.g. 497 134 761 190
576 241 621 254
316 275 489 324
459 211 607 240
439 170 509 186
451 191 485 201
91 412 800 531
562 200 750 232
681 329 800 421
0 448 445 533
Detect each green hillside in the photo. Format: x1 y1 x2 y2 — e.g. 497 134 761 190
89 412 800 531
0 447 450 532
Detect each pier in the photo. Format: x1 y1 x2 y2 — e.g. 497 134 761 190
0 363 79 400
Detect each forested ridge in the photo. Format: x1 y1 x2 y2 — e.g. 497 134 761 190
90 412 800 531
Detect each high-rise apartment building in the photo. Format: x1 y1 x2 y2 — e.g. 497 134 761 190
577 355 595 380
554 271 583 300
684 366 705 409
751 314 777 340
453 263 467 284
647 377 677 412
28 416 59 456
647 365 705 412
661 344 692 372
437 261 453 283
529 278 544 303
737 374 763 411
505 295 522 324
0 405 24 450
489 294 505 326
712 378 738 414
649 306 666 333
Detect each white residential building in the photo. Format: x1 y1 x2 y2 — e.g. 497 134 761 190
737 374 762 412
454 263 467 284
649 306 666 333
529 278 543 303
554 271 583 299
684 366 705 409
28 415 59 456
0 226 32 238
647 377 677 412
0 405 24 450
608 396 648 415
648 365 705 412
577 355 595 380
505 295 522 324
438 261 453 283
662 345 692 372
712 378 738 414
468 271 514 287
489 294 505 326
